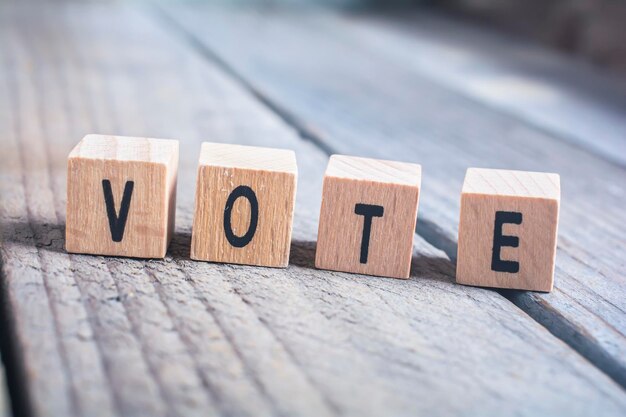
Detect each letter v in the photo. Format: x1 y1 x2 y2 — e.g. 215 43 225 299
102 179 134 242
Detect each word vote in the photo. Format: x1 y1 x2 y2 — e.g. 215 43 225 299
66 135 560 291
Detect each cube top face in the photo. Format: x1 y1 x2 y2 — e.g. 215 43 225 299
199 142 297 174
457 168 560 292
70 134 179 166
191 142 297 268
66 135 178 259
316 155 422 279
326 155 421 186
463 168 560 200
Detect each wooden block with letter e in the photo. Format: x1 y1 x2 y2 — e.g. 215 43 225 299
191 142 297 268
315 155 422 279
66 134 179 258
456 168 560 292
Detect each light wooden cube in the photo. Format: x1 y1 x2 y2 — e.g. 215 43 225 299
66 134 178 258
315 155 421 279
456 168 560 292
191 142 297 268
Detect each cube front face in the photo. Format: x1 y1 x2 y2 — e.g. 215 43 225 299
315 176 420 279
66 157 176 259
456 170 560 292
191 165 297 268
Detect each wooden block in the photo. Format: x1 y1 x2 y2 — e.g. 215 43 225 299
190 142 297 268
66 134 178 258
315 155 421 279
456 168 560 292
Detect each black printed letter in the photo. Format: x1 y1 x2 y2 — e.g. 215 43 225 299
224 185 258 248
354 203 384 264
491 211 522 273
102 179 134 242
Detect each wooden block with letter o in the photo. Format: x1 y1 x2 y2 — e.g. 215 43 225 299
190 142 297 268
456 168 560 292
315 155 421 279
66 134 179 258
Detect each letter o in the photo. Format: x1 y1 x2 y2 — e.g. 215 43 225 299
223 185 258 248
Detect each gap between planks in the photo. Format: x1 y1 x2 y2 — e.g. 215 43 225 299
0 365 7 417
0 245 35 417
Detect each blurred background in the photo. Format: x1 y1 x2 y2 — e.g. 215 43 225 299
445 0 626 74
246 0 626 75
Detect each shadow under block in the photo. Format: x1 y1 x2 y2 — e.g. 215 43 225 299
190 142 298 268
66 134 179 258
315 155 422 279
456 168 560 292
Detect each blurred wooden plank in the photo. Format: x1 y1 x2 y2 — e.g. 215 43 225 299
161 2 626 389
334 10 626 167
1 3 626 417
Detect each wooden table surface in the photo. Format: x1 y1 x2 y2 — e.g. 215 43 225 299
0 1 625 416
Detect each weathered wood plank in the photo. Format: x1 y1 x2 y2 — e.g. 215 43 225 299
161 2 626 388
0 3 625 417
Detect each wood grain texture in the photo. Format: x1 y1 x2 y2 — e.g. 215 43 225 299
457 168 560 291
66 134 178 258
191 142 297 267
0 3 626 417
316 155 421 279
162 2 626 387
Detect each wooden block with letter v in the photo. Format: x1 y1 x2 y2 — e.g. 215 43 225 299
66 134 179 258
315 155 422 279
190 142 297 268
456 168 560 292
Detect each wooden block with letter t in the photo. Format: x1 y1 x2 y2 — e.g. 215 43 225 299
315 155 422 279
190 142 297 268
66 134 178 258
456 168 560 292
